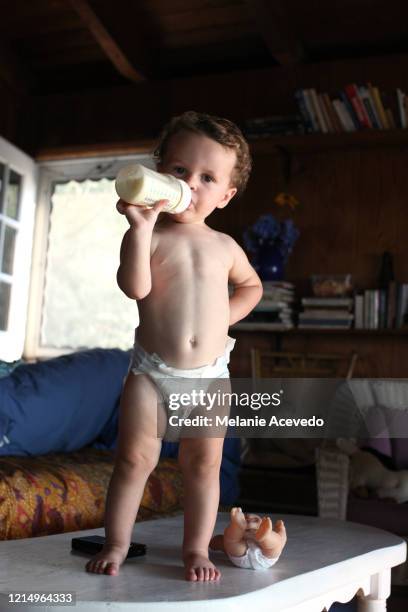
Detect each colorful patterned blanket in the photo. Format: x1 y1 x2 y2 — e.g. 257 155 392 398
0 448 183 540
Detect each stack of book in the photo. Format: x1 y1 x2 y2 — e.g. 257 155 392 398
354 283 408 329
294 84 408 133
246 281 295 328
243 115 305 138
298 297 354 329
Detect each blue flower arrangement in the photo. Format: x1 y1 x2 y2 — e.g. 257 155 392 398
243 214 300 264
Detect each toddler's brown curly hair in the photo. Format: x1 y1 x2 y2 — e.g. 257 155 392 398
154 111 252 196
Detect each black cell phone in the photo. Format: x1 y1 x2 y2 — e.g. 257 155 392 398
71 535 146 558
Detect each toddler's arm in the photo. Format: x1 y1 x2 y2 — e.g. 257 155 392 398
116 199 167 299
228 239 263 325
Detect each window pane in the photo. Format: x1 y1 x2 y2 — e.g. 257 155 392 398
0 281 11 330
0 163 4 213
2 224 17 275
5 170 22 219
42 178 137 349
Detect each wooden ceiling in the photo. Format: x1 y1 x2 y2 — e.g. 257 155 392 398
1 0 408 95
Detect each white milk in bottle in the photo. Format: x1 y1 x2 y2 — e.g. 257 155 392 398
115 164 191 213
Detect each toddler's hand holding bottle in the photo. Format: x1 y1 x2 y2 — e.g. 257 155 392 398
116 198 169 229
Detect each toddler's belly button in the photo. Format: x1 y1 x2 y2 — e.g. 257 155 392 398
189 336 197 347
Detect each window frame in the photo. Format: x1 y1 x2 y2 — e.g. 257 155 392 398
24 153 153 360
0 135 37 362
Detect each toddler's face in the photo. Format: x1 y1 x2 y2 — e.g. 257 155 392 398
158 130 237 224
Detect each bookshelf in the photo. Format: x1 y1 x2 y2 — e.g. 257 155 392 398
232 323 408 335
249 128 408 155
35 128 408 161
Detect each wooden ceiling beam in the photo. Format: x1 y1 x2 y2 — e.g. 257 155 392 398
68 0 145 82
245 0 305 65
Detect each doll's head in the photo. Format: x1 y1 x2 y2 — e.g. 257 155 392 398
244 513 262 532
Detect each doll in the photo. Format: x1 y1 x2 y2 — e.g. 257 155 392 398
210 507 287 570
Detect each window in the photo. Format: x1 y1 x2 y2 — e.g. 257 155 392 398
0 136 37 362
25 155 154 358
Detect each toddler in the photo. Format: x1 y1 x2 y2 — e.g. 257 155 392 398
85 111 262 581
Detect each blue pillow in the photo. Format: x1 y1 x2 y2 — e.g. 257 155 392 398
0 359 24 379
0 349 130 456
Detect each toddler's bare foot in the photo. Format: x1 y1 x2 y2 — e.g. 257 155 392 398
184 551 221 582
255 517 287 558
85 544 128 576
224 507 247 542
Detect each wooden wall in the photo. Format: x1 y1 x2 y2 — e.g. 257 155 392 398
20 52 408 154
223 144 408 378
217 144 408 289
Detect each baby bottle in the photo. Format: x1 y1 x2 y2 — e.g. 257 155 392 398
115 164 191 214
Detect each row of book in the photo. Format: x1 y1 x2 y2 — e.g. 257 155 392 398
246 281 295 329
243 115 305 138
297 283 408 330
298 297 353 329
294 84 408 133
354 283 408 330
243 282 408 330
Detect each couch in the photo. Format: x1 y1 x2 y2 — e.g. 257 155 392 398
0 349 240 540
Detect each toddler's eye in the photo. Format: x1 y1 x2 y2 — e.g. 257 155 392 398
174 166 185 175
202 174 214 183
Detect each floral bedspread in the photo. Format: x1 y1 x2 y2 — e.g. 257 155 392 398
0 448 183 540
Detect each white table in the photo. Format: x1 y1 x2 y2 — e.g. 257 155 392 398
0 513 405 612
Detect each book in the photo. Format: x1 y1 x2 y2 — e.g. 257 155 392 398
372 289 380 329
237 321 294 330
339 90 360 130
363 290 370 328
386 281 397 328
403 96 408 129
262 281 294 291
369 83 388 129
294 90 314 133
247 311 293 325
262 293 294 303
322 93 342 133
299 311 354 320
298 320 352 329
254 301 291 312
301 297 353 308
397 89 406 129
318 93 334 133
309 88 329 133
333 99 354 132
354 294 364 329
345 84 371 129
358 86 381 129
378 289 387 329
363 290 380 329
396 283 408 328
302 89 320 132
244 115 305 137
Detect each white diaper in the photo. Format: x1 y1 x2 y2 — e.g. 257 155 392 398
228 540 280 570
129 334 235 439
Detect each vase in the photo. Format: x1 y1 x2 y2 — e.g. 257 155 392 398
258 245 285 281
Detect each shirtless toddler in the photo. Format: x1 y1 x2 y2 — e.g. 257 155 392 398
85 111 263 581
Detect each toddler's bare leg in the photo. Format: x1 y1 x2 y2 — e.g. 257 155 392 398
223 507 248 558
255 517 287 559
85 373 165 575
178 436 224 582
